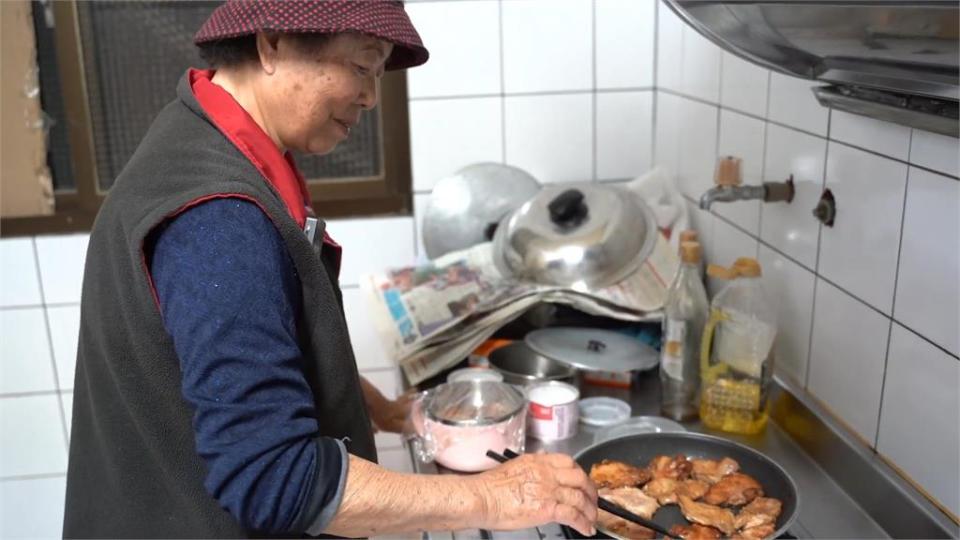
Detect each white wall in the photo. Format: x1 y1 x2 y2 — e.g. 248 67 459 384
656 3 960 518
0 1 656 537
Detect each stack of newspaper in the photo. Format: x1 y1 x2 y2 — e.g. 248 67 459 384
362 234 679 385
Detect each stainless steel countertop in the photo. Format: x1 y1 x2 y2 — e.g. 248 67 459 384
408 370 888 539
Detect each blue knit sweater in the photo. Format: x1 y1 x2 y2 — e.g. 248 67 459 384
149 198 347 533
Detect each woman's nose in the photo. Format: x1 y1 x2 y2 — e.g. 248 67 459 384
357 76 379 110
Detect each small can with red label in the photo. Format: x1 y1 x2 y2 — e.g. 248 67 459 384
526 381 580 441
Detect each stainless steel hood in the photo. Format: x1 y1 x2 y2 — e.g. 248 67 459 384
665 1 959 137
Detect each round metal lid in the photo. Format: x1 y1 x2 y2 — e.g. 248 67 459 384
422 163 541 259
524 327 659 373
491 183 658 289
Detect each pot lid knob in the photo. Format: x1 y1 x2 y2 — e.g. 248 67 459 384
548 189 588 228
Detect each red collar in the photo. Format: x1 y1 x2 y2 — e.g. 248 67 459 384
188 69 342 267
190 68 313 228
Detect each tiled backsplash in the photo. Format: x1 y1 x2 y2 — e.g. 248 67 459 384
1 0 957 536
656 2 959 519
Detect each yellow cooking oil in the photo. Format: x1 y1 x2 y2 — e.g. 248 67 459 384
699 308 771 435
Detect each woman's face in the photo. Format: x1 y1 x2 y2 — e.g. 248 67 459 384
256 32 393 155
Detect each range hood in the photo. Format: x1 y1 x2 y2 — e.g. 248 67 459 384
665 1 959 137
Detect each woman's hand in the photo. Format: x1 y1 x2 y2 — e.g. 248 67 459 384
370 390 416 434
473 453 598 536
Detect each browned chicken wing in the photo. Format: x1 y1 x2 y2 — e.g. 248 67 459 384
648 454 693 480
734 497 782 530
599 487 661 520
597 510 655 539
677 494 736 535
668 523 722 539
702 473 764 506
643 477 711 505
590 459 653 489
732 524 776 540
690 457 740 484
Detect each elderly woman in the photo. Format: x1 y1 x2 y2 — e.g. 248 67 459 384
62 1 596 538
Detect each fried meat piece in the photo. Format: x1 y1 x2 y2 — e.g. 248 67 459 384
598 510 656 539
677 494 736 535
599 487 660 520
690 457 740 484
668 523 722 539
734 497 782 530
702 473 763 506
590 459 653 489
732 524 776 540
643 477 711 505
648 454 693 480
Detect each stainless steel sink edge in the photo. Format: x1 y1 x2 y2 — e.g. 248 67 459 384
770 376 960 539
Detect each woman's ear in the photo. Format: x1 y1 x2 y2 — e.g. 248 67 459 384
255 31 282 75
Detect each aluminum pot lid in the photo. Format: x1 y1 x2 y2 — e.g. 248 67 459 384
422 163 541 259
524 327 659 373
424 380 526 427
491 182 658 289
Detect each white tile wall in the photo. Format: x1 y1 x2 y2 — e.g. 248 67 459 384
767 73 829 136
715 109 765 235
759 246 815 387
409 97 503 192
894 168 960 356
0 476 66 539
820 142 907 315
653 91 683 175
60 392 73 439
0 395 68 477
808 280 889 443
326 217 417 287
720 52 769 118
680 28 721 103
656 0 684 92
342 289 393 371
504 93 593 183
830 110 911 161
0 239 42 308
501 0 593 93
650 0 959 514
759 124 826 269
676 99 719 199
404 0 501 98
909 129 960 178
0 309 56 395
878 324 960 517
46 305 80 391
595 0 655 89
596 91 653 180
34 234 88 305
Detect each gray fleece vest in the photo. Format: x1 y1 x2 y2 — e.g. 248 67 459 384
63 73 376 539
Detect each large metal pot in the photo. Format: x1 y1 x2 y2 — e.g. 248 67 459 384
488 342 578 386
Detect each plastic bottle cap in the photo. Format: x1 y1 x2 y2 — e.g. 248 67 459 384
679 241 701 264
679 230 699 244
733 257 762 277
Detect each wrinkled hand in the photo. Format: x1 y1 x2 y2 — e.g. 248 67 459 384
369 390 416 434
475 453 598 536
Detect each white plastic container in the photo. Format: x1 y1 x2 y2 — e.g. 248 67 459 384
526 381 580 441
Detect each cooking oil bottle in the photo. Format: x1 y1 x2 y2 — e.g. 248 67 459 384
700 258 776 434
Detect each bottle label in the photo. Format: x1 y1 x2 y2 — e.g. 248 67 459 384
662 319 687 381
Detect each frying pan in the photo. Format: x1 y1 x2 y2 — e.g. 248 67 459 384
573 432 800 539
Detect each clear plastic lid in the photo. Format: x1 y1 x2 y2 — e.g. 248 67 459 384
425 381 526 427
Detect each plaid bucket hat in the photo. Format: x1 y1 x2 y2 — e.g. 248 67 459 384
194 0 429 70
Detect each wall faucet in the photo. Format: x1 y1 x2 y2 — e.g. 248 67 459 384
699 156 795 210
